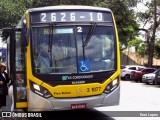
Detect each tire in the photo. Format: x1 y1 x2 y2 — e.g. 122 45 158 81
135 79 139 82
124 74 130 80
153 80 156 85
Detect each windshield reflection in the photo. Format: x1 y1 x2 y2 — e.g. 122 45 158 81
31 25 115 74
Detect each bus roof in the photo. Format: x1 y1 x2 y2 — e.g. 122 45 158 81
28 5 111 13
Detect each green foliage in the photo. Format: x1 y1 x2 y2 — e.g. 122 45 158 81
0 0 26 28
137 42 148 57
154 40 160 58
0 0 27 41
128 38 142 47
95 0 140 50
128 38 148 57
157 0 160 5
0 0 140 49
128 38 143 50
30 0 96 7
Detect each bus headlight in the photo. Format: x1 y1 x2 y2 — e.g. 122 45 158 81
112 79 118 86
30 81 52 98
104 78 119 94
33 84 40 91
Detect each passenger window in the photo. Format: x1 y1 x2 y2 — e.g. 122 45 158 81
137 67 141 70
142 69 146 72
150 69 156 73
129 67 136 70
146 69 154 73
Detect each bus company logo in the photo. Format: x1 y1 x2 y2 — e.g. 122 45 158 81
76 87 82 94
2 112 11 117
63 75 93 80
2 112 42 118
62 76 68 80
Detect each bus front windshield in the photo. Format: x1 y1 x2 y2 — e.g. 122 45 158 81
31 25 115 74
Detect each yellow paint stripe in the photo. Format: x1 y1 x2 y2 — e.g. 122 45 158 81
16 102 28 108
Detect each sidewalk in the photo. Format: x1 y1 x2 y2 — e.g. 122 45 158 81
1 96 28 120
2 96 11 112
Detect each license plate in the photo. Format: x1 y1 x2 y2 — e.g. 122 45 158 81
71 103 86 109
148 80 152 82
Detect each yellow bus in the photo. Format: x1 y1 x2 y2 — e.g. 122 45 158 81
6 5 120 111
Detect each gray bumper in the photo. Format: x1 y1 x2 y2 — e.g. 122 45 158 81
28 85 120 111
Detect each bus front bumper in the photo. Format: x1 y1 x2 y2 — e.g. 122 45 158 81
28 85 120 111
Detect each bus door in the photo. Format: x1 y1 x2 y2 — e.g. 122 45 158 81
10 29 28 109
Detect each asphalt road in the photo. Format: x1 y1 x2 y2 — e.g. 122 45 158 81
95 80 160 120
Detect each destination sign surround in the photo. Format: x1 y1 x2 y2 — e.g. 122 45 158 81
31 11 112 23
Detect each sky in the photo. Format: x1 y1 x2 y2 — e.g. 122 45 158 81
134 1 150 27
133 1 151 41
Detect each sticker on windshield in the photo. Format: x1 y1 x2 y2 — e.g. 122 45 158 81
78 59 90 72
44 28 73 34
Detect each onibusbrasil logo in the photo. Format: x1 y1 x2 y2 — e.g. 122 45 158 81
2 112 42 118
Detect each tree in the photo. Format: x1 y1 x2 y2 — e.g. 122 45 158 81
148 0 158 66
0 0 26 28
31 0 140 51
0 0 27 41
95 0 140 51
128 38 143 52
0 0 141 51
0 0 98 41
29 0 97 7
136 0 160 66
154 39 160 58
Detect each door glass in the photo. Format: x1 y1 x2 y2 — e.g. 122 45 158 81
15 31 27 102
15 32 24 71
15 73 26 101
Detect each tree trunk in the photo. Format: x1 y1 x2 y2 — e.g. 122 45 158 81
148 0 157 67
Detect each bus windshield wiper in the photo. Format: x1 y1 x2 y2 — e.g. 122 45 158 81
48 23 53 53
48 23 57 72
83 22 97 47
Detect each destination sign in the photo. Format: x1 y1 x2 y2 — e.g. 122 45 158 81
30 11 112 23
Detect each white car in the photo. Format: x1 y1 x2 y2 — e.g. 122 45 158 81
121 65 146 80
142 71 156 84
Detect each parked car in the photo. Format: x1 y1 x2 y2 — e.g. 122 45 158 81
131 68 157 82
155 69 160 85
142 70 157 84
121 65 146 80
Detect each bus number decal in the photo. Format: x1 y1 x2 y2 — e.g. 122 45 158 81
41 13 47 22
51 13 56 21
87 87 101 92
77 27 82 32
71 13 76 21
89 12 93 21
97 13 103 21
87 88 90 92
61 13 66 21
32 11 113 23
